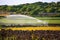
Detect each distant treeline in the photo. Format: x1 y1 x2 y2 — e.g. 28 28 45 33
0 2 60 17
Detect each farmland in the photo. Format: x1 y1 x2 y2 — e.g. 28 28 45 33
0 17 60 27
0 17 60 31
0 1 60 40
1 27 60 31
0 17 60 24
35 17 60 24
0 17 60 40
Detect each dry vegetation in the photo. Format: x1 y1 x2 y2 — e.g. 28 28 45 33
1 27 60 31
0 29 60 40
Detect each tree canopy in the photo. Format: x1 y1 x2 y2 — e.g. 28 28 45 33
0 2 60 17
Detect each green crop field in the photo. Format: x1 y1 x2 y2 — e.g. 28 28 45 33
35 17 60 20
0 17 60 24
35 17 60 24
0 17 60 27
42 20 60 24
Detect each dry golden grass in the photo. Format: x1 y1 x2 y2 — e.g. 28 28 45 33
2 27 60 31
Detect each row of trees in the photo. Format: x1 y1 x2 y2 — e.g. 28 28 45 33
0 2 60 16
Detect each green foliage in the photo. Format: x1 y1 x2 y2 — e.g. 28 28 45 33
0 2 60 16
